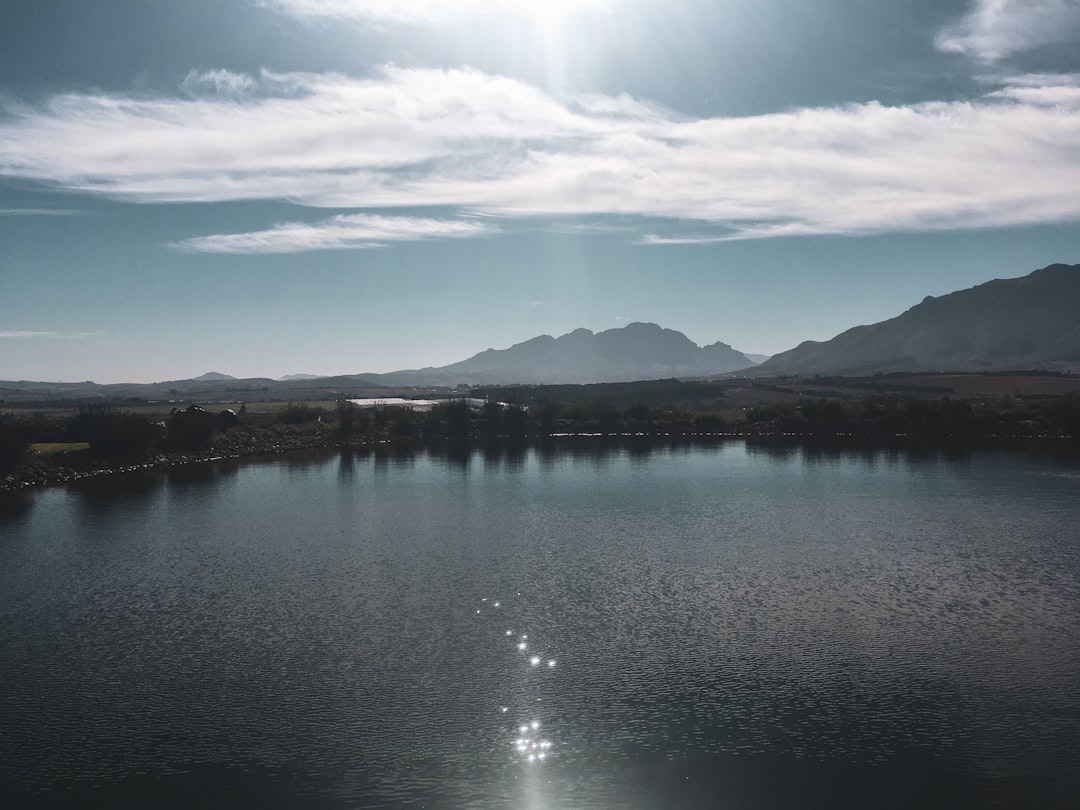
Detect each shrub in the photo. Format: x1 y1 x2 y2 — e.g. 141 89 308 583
276 402 326 425
166 406 217 451
68 409 158 459
0 416 29 471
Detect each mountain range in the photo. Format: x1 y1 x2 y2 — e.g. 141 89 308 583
754 263 1080 376
363 322 754 386
3 262 1079 399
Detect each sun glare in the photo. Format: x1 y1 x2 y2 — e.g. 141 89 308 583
509 0 610 27
397 0 612 28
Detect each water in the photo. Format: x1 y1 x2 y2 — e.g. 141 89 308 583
2 440 1079 808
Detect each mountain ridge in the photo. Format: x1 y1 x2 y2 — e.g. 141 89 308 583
6 263 1080 394
753 263 1080 376
363 322 754 386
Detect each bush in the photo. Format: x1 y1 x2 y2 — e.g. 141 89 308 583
0 416 29 471
391 408 415 437
276 403 326 425
166 406 217 451
335 399 368 438
430 400 471 438
68 410 158 459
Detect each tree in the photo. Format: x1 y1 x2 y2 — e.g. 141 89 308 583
0 416 29 471
336 399 361 438
67 404 158 459
166 405 217 451
482 400 504 437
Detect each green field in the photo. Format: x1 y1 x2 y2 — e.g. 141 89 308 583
30 442 91 456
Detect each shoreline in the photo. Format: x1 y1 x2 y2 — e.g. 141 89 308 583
1 427 342 493
4 427 1078 494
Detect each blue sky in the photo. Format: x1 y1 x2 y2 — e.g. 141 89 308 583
2 0 1080 383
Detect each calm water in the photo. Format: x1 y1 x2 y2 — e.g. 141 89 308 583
2 440 1079 808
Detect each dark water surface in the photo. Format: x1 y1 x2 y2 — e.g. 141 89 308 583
2 440 1079 808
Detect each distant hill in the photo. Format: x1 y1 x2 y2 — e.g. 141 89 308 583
361 322 753 385
0 324 750 401
754 263 1080 376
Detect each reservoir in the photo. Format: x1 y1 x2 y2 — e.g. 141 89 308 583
2 440 1079 808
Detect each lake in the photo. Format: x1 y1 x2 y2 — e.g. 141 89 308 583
2 439 1079 808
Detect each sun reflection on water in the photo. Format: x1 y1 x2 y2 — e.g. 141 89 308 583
478 594 561 766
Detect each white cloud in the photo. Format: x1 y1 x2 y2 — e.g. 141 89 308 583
181 68 260 97
2 67 1080 239
638 234 732 246
175 213 497 254
0 208 80 216
258 0 614 26
986 72 1080 103
936 0 1080 61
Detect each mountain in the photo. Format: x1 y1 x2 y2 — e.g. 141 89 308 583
0 324 749 401
754 263 1080 376
364 322 753 385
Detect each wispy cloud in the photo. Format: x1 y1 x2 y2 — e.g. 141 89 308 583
0 208 80 216
936 0 1080 61
2 67 1080 239
638 234 733 246
0 330 103 339
258 0 614 26
175 213 497 254
986 72 1080 103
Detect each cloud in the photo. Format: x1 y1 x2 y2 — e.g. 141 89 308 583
2 67 1080 239
638 234 733 246
986 72 1080 103
258 0 614 26
0 330 103 338
0 208 80 216
936 0 1080 61
175 213 497 254
181 68 261 98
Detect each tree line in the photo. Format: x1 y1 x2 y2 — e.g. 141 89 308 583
3 392 1079 474
742 394 1080 439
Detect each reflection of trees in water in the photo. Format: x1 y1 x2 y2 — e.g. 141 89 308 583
626 437 657 462
744 436 987 466
427 439 471 469
338 449 356 481
481 439 527 471
529 435 727 467
0 492 34 526
282 451 326 474
370 444 418 473
70 469 166 516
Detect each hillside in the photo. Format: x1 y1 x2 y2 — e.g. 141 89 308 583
368 322 753 385
754 264 1080 376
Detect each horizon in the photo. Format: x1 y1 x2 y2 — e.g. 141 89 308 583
3 1 1080 383
4 319 769 386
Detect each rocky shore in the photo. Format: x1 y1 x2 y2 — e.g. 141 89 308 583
1 426 346 493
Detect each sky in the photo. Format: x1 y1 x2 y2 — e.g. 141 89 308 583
2 0 1080 384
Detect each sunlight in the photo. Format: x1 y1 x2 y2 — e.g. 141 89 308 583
507 0 610 28
304 0 614 26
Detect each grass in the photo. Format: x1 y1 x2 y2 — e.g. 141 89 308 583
31 442 91 456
